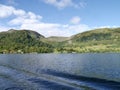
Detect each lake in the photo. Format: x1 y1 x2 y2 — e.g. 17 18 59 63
0 53 120 90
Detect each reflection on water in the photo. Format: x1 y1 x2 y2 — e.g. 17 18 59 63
0 53 120 90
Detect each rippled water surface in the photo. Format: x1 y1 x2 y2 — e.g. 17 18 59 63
0 53 120 90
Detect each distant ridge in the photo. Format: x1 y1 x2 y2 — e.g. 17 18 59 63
43 36 69 42
8 29 45 38
0 28 120 53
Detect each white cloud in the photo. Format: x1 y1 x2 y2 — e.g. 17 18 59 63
20 22 89 37
9 11 42 25
44 0 72 9
0 26 10 32
0 4 89 37
0 4 26 18
70 16 81 24
13 9 26 16
0 4 14 18
0 4 42 18
43 0 86 9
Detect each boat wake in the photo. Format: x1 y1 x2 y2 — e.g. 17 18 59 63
0 64 120 90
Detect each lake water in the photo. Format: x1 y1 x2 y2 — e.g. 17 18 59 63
0 53 120 90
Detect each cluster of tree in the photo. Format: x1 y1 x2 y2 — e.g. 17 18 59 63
0 30 53 53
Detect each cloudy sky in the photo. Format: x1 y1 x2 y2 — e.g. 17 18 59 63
0 0 120 37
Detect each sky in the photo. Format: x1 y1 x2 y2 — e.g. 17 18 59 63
0 0 120 37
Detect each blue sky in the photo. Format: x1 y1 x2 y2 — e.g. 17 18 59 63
0 0 120 37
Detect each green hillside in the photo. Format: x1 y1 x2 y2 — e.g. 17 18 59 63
0 28 120 53
55 28 120 53
0 29 53 53
71 28 120 42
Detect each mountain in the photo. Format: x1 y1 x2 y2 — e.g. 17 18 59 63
56 28 120 53
71 28 120 42
0 28 120 53
0 29 53 53
7 29 45 39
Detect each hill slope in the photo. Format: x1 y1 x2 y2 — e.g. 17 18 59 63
71 28 120 42
0 29 53 53
43 36 69 42
54 28 120 53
